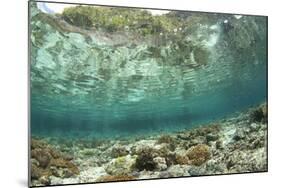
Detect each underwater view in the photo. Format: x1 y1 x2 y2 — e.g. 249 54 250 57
29 1 268 187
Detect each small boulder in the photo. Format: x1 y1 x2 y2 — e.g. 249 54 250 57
39 176 50 185
167 165 191 177
233 129 245 141
105 155 136 175
153 157 167 171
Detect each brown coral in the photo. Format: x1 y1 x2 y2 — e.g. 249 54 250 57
30 138 79 183
31 139 47 149
31 163 44 179
175 154 190 165
97 175 135 182
31 149 52 168
49 158 79 175
186 144 211 166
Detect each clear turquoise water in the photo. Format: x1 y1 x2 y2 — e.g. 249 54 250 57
31 60 267 139
30 5 267 139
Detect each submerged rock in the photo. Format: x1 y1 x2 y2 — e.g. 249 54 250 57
233 128 246 141
166 165 191 177
105 155 136 175
249 123 260 132
49 176 63 185
78 166 107 183
206 133 219 142
39 176 51 185
153 157 167 171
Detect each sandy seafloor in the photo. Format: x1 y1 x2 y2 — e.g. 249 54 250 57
30 103 267 187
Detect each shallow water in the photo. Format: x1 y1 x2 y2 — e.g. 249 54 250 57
30 4 267 139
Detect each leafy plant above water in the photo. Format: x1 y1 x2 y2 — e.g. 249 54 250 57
61 5 181 35
30 2 267 111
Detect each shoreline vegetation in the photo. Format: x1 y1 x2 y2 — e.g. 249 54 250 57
31 4 219 55
31 3 267 50
31 103 267 186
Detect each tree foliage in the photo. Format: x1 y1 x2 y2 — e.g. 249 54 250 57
61 6 182 35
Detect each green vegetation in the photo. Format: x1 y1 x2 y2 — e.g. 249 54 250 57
61 5 182 35
62 6 93 28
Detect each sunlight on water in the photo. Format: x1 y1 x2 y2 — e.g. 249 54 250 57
30 3 267 138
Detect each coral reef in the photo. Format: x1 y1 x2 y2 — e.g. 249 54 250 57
31 104 267 187
30 139 79 185
186 144 211 166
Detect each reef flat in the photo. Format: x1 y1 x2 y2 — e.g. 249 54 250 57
30 103 267 186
